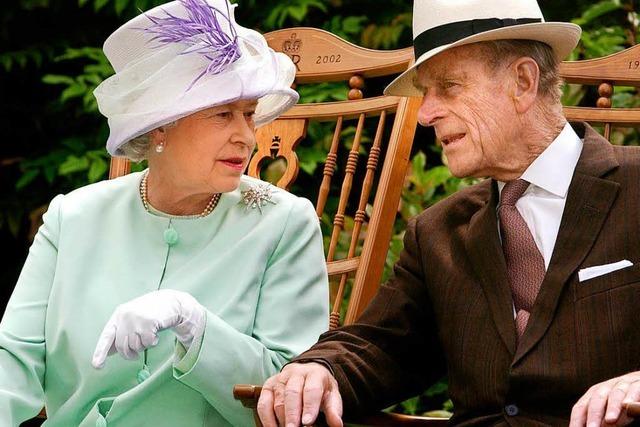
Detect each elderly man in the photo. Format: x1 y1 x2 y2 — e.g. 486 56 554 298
258 0 640 426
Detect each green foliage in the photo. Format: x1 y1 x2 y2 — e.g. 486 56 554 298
264 0 327 29
78 0 168 14
42 47 113 113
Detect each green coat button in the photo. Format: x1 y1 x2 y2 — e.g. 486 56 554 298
163 228 179 246
137 367 151 384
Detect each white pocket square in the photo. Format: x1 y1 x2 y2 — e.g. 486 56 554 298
578 260 633 282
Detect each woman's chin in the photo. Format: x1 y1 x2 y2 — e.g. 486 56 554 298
214 177 242 194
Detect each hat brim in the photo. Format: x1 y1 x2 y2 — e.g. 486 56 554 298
384 22 581 97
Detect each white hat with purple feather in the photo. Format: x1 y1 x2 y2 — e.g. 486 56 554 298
94 0 299 156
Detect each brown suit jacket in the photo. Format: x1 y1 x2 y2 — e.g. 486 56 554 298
296 123 640 426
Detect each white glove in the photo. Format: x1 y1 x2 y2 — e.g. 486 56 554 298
91 289 206 369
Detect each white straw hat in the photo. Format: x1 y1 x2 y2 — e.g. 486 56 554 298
384 0 582 97
94 0 299 156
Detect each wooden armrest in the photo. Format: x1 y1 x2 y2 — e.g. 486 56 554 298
234 385 448 426
235 385 639 425
626 402 640 418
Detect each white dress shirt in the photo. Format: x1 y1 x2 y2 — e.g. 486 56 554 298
497 122 583 270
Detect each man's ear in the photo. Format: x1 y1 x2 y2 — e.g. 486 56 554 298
510 57 540 114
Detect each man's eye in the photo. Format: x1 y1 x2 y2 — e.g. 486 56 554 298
216 111 231 118
244 111 256 119
443 81 458 89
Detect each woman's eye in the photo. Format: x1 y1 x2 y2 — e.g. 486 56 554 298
215 111 231 119
443 81 458 89
244 111 256 119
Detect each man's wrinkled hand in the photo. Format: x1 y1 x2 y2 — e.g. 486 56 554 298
258 362 343 427
570 371 640 427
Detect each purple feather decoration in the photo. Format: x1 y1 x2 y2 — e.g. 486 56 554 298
142 0 242 90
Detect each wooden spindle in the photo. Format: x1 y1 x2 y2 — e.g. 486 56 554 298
316 116 343 218
598 82 613 140
326 113 366 263
330 111 387 328
348 74 364 100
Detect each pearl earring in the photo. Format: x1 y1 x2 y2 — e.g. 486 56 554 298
155 142 165 153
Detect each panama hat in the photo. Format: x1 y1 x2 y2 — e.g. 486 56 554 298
94 0 299 156
384 0 582 97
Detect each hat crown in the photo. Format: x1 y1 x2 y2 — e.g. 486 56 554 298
103 0 237 73
413 0 545 39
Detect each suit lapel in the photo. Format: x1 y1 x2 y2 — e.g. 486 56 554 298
465 180 516 356
513 123 620 364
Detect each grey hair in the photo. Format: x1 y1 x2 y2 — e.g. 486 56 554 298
478 40 563 103
119 121 178 162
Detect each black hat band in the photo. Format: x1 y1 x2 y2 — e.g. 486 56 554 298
413 17 543 59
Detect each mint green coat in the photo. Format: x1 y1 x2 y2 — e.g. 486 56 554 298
0 172 329 426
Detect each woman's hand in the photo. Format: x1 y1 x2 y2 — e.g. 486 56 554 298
91 289 205 369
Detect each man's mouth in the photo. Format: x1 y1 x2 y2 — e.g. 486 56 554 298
441 133 466 146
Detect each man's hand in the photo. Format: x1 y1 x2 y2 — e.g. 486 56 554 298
570 371 640 427
257 362 343 427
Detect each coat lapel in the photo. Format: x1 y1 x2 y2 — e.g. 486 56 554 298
465 180 517 356
513 122 620 364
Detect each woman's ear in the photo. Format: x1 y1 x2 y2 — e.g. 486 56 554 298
510 57 540 114
149 127 167 154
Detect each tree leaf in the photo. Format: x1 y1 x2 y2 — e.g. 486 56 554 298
88 158 108 182
115 0 129 15
94 0 110 12
42 74 75 85
573 0 622 26
15 169 40 190
59 155 90 175
60 82 87 103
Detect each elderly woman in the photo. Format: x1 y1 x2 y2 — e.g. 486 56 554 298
0 0 329 426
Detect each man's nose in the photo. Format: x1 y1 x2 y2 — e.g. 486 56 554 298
417 90 446 127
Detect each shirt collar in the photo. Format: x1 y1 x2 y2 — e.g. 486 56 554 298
498 122 583 198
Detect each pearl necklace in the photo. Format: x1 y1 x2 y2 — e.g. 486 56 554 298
139 171 221 218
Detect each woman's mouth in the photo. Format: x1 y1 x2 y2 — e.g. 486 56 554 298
220 157 246 171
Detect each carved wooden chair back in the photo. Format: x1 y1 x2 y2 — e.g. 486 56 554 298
561 43 640 136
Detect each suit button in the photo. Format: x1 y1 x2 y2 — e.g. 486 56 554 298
505 404 519 416
96 415 107 427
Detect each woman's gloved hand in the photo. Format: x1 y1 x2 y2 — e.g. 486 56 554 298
91 289 206 369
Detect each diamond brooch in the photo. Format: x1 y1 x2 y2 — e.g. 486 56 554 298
241 183 276 213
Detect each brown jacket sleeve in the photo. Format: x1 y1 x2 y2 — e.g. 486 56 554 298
293 218 446 414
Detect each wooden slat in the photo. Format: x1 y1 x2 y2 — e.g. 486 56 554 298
560 44 640 86
563 106 640 125
109 157 130 179
278 96 401 122
326 257 360 276
265 28 413 83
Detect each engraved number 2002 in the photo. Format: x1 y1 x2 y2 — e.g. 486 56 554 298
316 54 342 64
